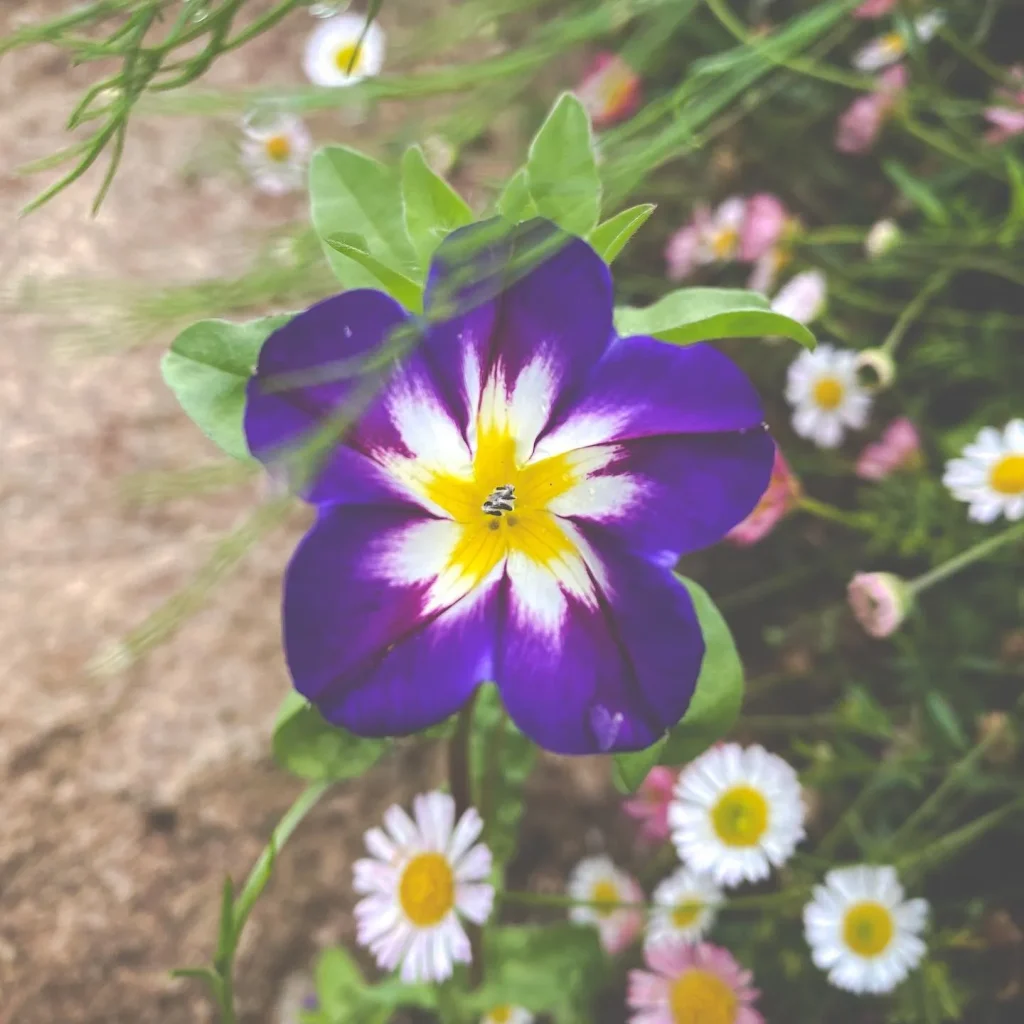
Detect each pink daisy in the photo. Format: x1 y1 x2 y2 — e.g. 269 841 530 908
623 766 676 844
728 447 801 546
856 417 922 480
628 938 763 1024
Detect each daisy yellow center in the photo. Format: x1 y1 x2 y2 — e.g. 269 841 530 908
711 227 738 259
671 899 704 929
989 454 1024 495
398 852 455 928
669 969 737 1024
812 376 845 410
421 420 580 591
880 32 906 56
264 134 291 162
489 1007 512 1024
334 42 364 75
591 879 621 918
710 785 769 848
843 901 894 957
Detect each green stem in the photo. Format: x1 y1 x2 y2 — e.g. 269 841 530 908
500 887 807 913
909 521 1024 596
880 270 952 357
796 496 873 532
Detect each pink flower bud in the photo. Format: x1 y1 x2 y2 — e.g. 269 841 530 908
854 0 898 17
622 765 676 844
577 52 641 130
847 572 912 638
728 448 802 545
739 193 789 262
856 417 922 480
836 64 907 154
664 223 701 281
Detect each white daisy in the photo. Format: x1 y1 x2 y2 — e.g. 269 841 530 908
803 865 929 994
303 13 385 87
567 855 644 955
786 343 872 449
853 11 944 71
353 791 494 984
669 743 806 888
240 113 311 195
480 1007 535 1024
943 420 1024 523
645 867 723 948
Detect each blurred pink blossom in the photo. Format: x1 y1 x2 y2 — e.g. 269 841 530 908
854 0 898 18
664 197 746 281
577 52 641 130
622 766 675 844
770 269 827 324
728 448 802 546
739 193 789 262
984 68 1024 144
836 64 907 154
847 572 911 638
856 418 922 480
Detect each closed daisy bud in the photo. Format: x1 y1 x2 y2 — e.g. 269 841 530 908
943 420 1024 523
853 348 898 393
669 743 806 888
977 711 1017 765
847 572 912 638
353 792 494 984
304 13 385 87
568 856 644 955
804 865 928 994
865 218 902 258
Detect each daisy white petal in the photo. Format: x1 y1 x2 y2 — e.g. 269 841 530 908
785 343 872 449
304 13 385 87
669 743 805 888
567 855 644 955
943 421 1024 522
480 1006 535 1024
803 864 929 994
353 790 494 982
645 867 723 948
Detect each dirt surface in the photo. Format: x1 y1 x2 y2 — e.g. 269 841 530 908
0 4 614 1022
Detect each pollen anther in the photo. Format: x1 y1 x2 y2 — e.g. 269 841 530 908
482 484 516 517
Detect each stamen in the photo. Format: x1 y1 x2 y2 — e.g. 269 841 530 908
482 483 516 517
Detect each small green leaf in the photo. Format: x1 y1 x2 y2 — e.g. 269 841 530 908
362 976 437 1011
315 947 366 1019
525 92 601 235
310 145 417 287
614 288 816 349
323 234 424 312
272 692 389 781
588 204 656 263
161 315 291 460
215 876 236 963
470 684 536 870
925 691 968 750
400 145 473 270
496 167 537 223
613 577 744 791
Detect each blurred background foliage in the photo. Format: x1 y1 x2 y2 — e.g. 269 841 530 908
5 0 1024 1021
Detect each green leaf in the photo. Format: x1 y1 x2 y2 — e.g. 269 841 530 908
496 167 537 223
272 692 389 781
525 92 601 235
362 976 437 1011
310 145 417 288
588 204 656 263
314 947 366 1019
613 577 744 792
323 234 423 312
162 315 292 461
470 684 536 869
400 145 474 270
467 924 604 1018
614 287 816 349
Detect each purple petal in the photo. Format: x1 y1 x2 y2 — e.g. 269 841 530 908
549 430 775 562
421 219 615 452
495 526 704 754
284 504 497 735
244 290 416 505
536 336 765 457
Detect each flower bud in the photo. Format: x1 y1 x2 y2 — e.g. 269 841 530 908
977 711 1017 765
847 572 912 638
865 218 902 258
854 348 897 392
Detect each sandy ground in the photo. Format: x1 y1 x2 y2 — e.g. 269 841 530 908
0 4 611 1021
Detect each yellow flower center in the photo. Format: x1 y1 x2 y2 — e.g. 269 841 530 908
710 785 769 848
812 376 845 410
989 454 1024 495
843 901 895 957
596 67 635 118
334 42 364 75
264 134 291 162
669 969 738 1024
671 899 704 929
591 879 621 918
711 227 738 260
419 414 582 594
489 1007 512 1024
398 852 455 928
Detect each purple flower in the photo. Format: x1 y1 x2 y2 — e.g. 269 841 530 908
244 220 773 755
